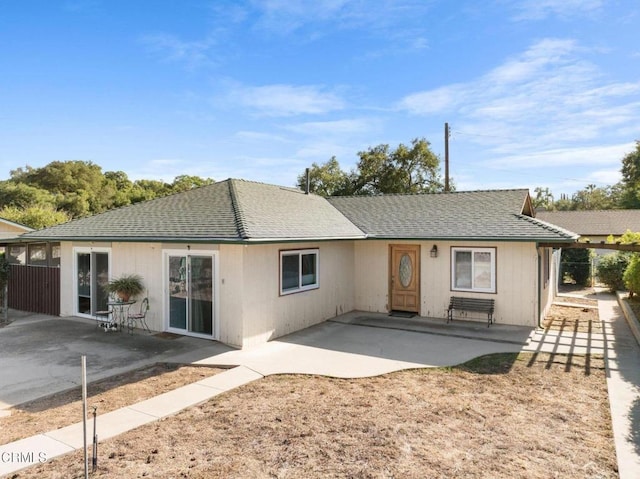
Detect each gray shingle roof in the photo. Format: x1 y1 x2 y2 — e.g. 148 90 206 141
18 179 365 242
328 189 578 241
16 182 578 243
536 210 640 237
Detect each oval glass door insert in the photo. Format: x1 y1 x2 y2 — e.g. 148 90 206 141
398 254 413 288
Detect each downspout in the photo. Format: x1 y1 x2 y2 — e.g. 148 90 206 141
536 245 543 329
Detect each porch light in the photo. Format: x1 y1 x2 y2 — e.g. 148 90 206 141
430 245 438 258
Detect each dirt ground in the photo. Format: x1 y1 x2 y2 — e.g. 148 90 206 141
5 304 616 479
0 364 223 446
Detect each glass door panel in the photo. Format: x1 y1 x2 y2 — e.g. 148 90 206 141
76 251 110 316
167 253 214 337
168 255 187 329
189 256 213 335
77 253 91 314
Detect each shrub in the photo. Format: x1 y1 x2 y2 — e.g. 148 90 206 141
561 248 592 286
624 254 640 298
597 252 629 292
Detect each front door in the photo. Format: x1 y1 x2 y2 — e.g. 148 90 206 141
389 244 420 313
166 251 217 339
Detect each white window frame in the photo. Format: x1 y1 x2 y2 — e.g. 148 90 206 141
280 248 319 295
451 247 496 293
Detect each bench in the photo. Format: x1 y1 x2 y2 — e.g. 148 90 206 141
447 296 495 327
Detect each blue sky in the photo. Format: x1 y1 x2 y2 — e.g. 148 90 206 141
1 1 639 198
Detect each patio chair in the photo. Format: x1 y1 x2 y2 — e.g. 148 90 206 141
95 294 118 332
126 297 150 334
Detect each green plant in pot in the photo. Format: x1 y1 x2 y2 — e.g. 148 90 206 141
107 274 144 302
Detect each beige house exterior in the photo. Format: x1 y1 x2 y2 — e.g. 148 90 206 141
9 180 576 349
0 218 33 240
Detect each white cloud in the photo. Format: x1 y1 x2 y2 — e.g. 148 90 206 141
283 118 379 136
140 33 218 69
235 131 290 143
227 84 345 117
398 84 466 115
512 0 604 21
398 38 640 165
586 168 622 186
488 143 635 169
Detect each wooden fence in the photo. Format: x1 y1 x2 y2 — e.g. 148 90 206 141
8 265 60 316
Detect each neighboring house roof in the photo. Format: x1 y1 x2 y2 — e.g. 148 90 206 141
15 179 365 243
536 210 640 238
14 180 578 244
328 189 578 241
0 218 34 231
0 217 34 240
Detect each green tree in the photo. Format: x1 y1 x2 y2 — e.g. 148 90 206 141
130 179 172 203
0 182 57 209
533 187 554 210
571 184 620 210
300 138 447 196
353 138 444 195
170 175 215 193
0 205 69 229
619 141 640 208
296 157 352 196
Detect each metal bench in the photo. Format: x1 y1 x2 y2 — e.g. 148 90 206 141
447 296 495 327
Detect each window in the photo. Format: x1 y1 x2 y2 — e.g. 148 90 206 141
451 247 496 293
50 243 61 267
280 249 319 295
7 245 26 265
28 243 48 266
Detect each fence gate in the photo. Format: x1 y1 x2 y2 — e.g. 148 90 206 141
7 265 60 316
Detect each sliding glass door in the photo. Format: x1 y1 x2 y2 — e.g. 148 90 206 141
75 249 110 316
166 251 216 338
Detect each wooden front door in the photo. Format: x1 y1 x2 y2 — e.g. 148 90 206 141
389 244 420 312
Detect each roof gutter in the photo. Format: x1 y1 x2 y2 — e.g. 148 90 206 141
2 235 368 245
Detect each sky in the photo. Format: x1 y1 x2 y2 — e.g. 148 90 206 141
1 0 639 198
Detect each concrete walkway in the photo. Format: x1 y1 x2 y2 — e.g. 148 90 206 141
1 293 639 477
600 293 640 479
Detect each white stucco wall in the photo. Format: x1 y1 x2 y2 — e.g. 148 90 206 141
353 240 542 327
59 240 354 349
235 241 355 348
58 237 543 347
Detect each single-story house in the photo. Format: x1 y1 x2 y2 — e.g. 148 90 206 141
6 179 578 348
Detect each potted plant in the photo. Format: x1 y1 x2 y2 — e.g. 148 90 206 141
106 274 144 302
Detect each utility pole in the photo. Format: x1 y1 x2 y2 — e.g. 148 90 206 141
444 122 450 192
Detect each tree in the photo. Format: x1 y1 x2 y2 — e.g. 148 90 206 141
130 179 172 203
571 184 620 210
619 141 640 208
533 187 554 210
171 175 215 193
0 182 57 209
299 138 447 196
296 157 351 196
0 205 69 229
353 138 444 195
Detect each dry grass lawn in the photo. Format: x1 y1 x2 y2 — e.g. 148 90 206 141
4 303 617 479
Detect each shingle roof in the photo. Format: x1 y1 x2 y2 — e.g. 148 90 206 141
17 179 365 242
16 182 578 243
536 210 640 237
328 189 578 241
